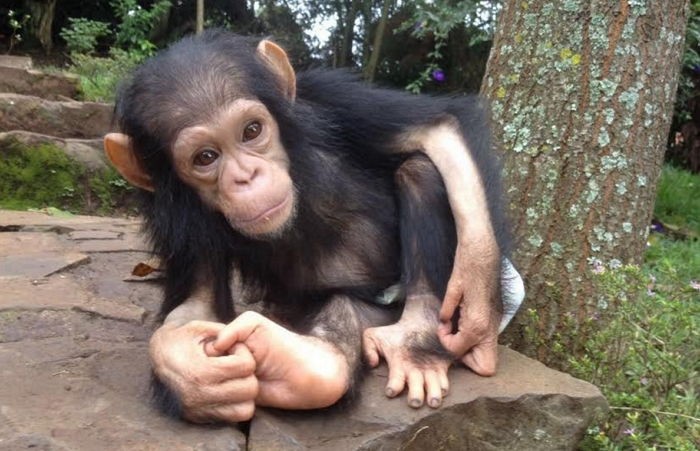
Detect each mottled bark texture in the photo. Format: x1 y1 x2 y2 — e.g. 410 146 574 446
482 0 689 361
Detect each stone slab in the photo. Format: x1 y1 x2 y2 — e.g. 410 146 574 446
0 252 90 278
249 347 608 451
0 55 32 69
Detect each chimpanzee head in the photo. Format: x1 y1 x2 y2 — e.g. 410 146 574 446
105 30 301 239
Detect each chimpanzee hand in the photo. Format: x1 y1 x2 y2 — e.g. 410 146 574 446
206 311 350 410
437 241 500 376
363 318 452 409
149 321 258 423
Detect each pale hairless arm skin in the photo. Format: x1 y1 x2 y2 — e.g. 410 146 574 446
402 124 501 376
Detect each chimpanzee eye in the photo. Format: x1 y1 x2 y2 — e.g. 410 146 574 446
243 121 263 142
193 148 219 166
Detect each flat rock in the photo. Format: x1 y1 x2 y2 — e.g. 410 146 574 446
0 209 605 449
0 252 89 278
0 55 32 69
0 339 245 450
0 131 107 171
0 93 112 139
249 347 608 451
0 66 79 100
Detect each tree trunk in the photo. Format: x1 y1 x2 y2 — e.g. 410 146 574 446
364 0 392 82
25 0 56 53
196 0 204 34
482 1 689 363
338 0 362 67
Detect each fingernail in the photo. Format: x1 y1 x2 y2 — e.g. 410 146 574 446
410 398 422 408
441 388 448 396
385 388 394 397
429 397 441 408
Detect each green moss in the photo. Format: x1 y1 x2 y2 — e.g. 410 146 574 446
0 139 136 215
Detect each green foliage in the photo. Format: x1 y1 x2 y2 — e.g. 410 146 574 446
575 261 699 450
0 139 134 215
59 18 110 55
653 165 700 237
111 0 171 59
5 9 31 53
401 0 501 93
68 48 142 102
59 0 171 101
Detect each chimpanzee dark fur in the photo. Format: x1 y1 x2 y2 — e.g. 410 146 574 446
112 30 511 418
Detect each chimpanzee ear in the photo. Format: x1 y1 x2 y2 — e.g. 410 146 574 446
257 39 296 100
104 133 154 192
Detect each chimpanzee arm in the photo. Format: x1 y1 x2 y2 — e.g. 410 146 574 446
298 73 506 368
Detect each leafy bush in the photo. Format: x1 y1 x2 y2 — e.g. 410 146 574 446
59 0 171 101
59 18 110 54
68 48 142 102
111 0 171 58
576 260 699 449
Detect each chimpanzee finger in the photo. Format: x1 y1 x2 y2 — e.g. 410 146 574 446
439 275 463 322
424 370 443 408
192 373 259 407
204 343 257 381
437 325 478 357
212 311 265 354
406 369 425 408
461 340 498 377
385 365 406 398
204 400 257 424
361 331 381 367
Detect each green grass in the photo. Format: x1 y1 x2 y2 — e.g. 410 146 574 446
654 165 700 238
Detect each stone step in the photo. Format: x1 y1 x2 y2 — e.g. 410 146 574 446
0 65 80 100
0 130 107 171
0 93 112 139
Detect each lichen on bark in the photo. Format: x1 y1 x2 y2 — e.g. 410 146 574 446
482 0 690 361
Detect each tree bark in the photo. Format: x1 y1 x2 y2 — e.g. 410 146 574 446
25 0 56 53
482 1 689 362
338 0 362 67
196 0 204 34
364 0 392 82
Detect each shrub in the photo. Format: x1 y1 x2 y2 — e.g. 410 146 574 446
59 18 110 55
68 48 142 102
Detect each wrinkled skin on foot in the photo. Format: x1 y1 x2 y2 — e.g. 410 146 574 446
363 313 452 409
206 311 351 410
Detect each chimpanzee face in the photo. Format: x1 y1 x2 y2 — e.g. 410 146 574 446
170 98 296 239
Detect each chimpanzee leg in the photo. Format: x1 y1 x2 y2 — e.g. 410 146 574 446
209 295 398 410
363 153 460 408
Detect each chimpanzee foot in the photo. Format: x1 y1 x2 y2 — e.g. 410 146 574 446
207 311 350 410
363 322 452 408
